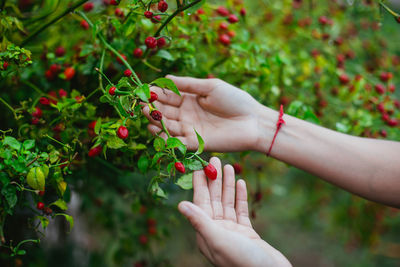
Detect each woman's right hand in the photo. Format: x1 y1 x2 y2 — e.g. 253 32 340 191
143 75 275 152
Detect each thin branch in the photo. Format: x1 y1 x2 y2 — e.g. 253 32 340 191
21 0 89 46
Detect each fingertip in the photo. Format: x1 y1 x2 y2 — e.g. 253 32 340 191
237 179 246 188
147 124 162 135
178 201 193 217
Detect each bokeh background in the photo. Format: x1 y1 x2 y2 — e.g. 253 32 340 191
1 0 400 266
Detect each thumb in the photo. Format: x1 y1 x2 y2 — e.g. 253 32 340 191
178 201 218 240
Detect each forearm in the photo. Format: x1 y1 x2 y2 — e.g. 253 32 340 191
253 105 400 208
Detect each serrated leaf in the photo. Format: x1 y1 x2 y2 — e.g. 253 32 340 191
175 173 193 190
153 137 165 152
152 78 180 96
183 158 203 171
194 129 204 155
94 117 101 135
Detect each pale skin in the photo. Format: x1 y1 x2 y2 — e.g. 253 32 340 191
143 75 400 266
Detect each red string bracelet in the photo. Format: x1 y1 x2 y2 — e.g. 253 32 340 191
266 105 286 157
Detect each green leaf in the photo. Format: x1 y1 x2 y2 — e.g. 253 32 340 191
194 129 204 155
151 152 164 166
166 137 187 155
153 137 165 152
95 117 101 135
117 77 131 89
36 216 49 229
183 158 203 171
106 136 127 149
135 83 150 102
16 250 26 255
1 185 17 209
57 214 74 230
26 167 45 191
156 50 175 61
152 78 180 96
3 136 21 151
50 199 68 211
99 95 110 103
175 173 193 190
22 140 35 150
138 155 149 173
150 182 167 199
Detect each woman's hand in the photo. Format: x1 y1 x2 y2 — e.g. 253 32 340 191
143 75 275 152
178 157 292 267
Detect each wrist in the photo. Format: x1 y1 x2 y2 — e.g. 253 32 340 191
251 104 278 154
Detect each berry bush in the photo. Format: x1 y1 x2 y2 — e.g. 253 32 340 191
0 0 399 266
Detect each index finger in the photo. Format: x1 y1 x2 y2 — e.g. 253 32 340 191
193 170 213 217
167 75 214 96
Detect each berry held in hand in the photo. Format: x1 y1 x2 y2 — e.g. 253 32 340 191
150 110 162 121
204 164 217 180
149 91 158 103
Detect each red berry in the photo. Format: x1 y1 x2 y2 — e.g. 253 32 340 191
117 126 129 139
88 145 103 157
148 226 157 235
380 72 393 82
318 15 329 25
232 163 242 174
37 202 45 210
31 117 40 125
204 164 217 180
338 74 350 85
147 218 156 227
55 46 66 57
240 7 246 16
375 84 385 95
44 207 53 215
38 190 45 196
109 86 116 95
32 107 42 118
395 16 400 24
115 8 124 17
382 113 390 122
124 69 132 77
145 37 157 49
380 129 387 138
45 69 55 80
377 103 385 113
197 8 205 15
228 14 239 23
80 19 89 29
227 30 236 38
139 235 148 245
75 96 84 103
219 22 228 30
158 1 168 12
388 84 395 93
116 54 127 64
394 100 400 109
387 118 398 127
157 37 166 48
64 67 75 80
133 48 143 58
48 91 58 104
3 61 9 70
110 0 118 5
49 64 61 74
58 89 67 98
88 121 97 130
219 34 231 46
149 91 158 103
144 11 153 18
151 15 162 23
150 110 162 121
175 162 186 174
83 2 94 12
216 6 230 17
40 97 50 105
255 192 263 202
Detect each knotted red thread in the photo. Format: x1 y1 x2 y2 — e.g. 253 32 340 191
267 105 286 157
